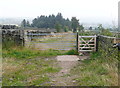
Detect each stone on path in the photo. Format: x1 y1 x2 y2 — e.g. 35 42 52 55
56 55 79 61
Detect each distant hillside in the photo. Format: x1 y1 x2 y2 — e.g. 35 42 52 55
0 17 33 26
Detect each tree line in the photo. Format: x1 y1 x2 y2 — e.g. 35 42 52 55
21 13 84 32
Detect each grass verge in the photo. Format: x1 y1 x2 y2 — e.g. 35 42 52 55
71 52 118 86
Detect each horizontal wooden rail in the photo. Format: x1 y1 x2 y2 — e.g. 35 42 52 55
30 42 76 44
27 33 76 36
79 36 97 38
79 47 95 49
79 50 93 52
28 37 76 39
79 44 95 45
80 40 94 42
98 35 116 39
40 48 76 51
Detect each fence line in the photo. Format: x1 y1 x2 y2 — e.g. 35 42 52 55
2 29 120 52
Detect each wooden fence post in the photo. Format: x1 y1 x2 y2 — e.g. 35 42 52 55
96 35 98 52
76 31 79 52
94 35 97 51
22 29 25 46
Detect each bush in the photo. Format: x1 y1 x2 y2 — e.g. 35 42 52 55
65 49 78 55
100 29 113 36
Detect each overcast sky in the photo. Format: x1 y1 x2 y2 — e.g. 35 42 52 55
0 0 119 27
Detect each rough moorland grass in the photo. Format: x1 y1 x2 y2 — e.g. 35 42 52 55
71 52 118 86
2 56 61 86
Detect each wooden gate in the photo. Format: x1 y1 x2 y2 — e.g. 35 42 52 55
77 35 97 52
25 31 76 50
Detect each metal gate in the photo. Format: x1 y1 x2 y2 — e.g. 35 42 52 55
24 30 77 50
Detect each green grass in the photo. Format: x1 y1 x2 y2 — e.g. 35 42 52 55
89 52 101 59
43 66 60 73
2 47 78 59
79 31 95 36
2 56 60 86
2 47 78 86
71 52 118 86
65 49 78 55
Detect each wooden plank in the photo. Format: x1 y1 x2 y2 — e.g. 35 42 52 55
76 32 79 51
27 33 76 36
30 42 76 44
80 40 94 42
28 37 76 39
79 44 95 45
31 43 76 46
99 35 116 39
79 36 97 38
40 48 76 51
94 36 96 51
79 50 93 52
78 35 80 52
79 47 95 48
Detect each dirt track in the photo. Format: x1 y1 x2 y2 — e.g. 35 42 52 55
50 55 89 86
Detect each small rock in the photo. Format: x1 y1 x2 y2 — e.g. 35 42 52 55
52 80 56 82
9 78 13 81
72 80 76 83
79 53 83 56
42 75 45 77
45 58 49 61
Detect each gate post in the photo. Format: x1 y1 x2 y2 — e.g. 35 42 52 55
94 35 97 51
96 35 98 52
76 31 79 52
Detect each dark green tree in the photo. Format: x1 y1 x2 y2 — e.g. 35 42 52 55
79 25 84 32
31 13 72 29
71 17 79 32
64 26 69 32
26 21 31 27
55 23 62 32
89 26 92 30
98 24 104 33
21 19 26 27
